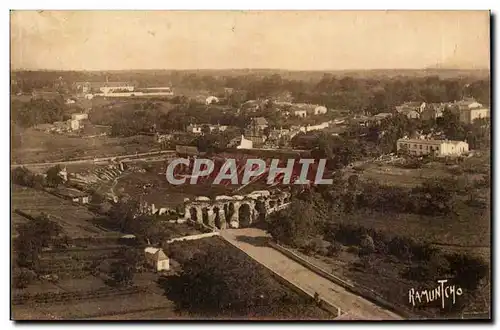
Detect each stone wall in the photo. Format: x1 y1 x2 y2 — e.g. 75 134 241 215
165 232 220 244
268 242 411 319
219 235 342 318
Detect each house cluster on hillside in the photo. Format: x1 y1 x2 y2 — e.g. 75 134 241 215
351 113 393 127
395 98 490 124
240 99 328 118
34 112 89 134
227 115 347 150
289 103 328 117
186 123 228 134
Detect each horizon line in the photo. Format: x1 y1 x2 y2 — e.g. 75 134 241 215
10 66 491 72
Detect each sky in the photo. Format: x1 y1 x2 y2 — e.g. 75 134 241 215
10 10 490 71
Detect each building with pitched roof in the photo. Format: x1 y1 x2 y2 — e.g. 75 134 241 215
144 247 170 272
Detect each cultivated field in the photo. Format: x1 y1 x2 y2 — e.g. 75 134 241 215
11 184 116 238
11 272 176 320
13 236 334 320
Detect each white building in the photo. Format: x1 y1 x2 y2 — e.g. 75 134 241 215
71 113 88 121
101 85 135 95
293 110 308 118
187 125 202 134
452 100 490 124
69 119 80 131
313 106 328 115
186 124 227 134
144 247 170 272
397 138 469 157
236 135 253 149
206 96 219 105
302 122 330 132
140 87 174 96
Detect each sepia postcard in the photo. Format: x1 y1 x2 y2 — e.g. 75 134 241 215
10 10 491 321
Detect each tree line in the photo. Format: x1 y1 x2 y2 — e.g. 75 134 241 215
12 70 490 111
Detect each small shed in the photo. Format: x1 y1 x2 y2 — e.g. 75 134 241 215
144 247 170 272
54 187 91 204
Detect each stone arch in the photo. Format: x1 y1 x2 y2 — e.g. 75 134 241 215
255 199 267 223
225 202 235 221
238 203 252 227
202 207 209 226
213 206 222 229
190 207 198 222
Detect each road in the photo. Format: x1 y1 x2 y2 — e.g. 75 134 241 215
220 228 403 320
11 150 175 169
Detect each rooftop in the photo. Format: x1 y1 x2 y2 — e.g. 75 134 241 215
74 81 132 88
397 138 467 145
145 247 169 261
253 117 269 126
54 187 89 198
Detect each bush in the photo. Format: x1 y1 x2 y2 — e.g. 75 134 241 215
13 268 36 289
411 242 439 263
358 253 375 270
428 253 451 276
303 237 329 256
374 239 388 255
446 254 489 291
359 234 375 253
403 252 451 281
327 241 343 257
447 166 464 176
346 246 360 254
387 236 412 261
108 262 134 287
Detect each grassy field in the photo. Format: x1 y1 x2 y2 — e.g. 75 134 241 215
347 160 485 189
336 208 489 253
11 184 116 238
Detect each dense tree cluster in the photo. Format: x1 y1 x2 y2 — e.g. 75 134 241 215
265 176 489 315
12 70 490 110
14 214 63 269
160 244 325 318
11 98 66 128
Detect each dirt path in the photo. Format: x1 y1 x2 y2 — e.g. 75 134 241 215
221 228 403 320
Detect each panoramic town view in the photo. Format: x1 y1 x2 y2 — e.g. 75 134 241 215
10 11 491 320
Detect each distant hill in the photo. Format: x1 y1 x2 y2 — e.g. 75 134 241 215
11 67 490 82
426 57 490 71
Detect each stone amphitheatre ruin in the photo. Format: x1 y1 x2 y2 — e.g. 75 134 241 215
183 190 291 230
138 189 291 230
